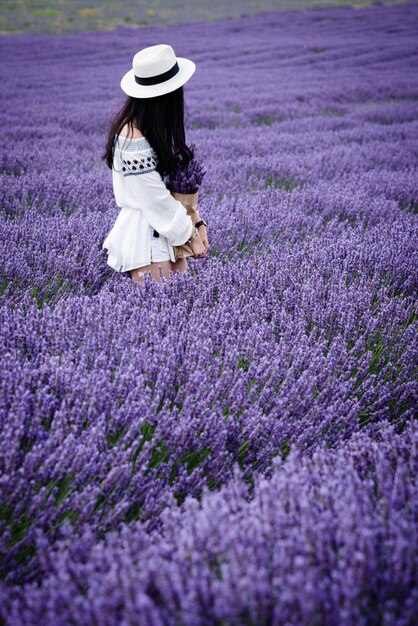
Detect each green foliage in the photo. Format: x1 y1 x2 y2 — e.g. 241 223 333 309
106 425 128 448
318 107 344 116
253 115 285 126
33 8 61 16
265 173 300 191
237 354 250 372
178 446 212 475
148 439 171 471
131 420 156 468
238 439 249 468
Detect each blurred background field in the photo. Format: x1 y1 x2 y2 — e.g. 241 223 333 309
0 0 415 34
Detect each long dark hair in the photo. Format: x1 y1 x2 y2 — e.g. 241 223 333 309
102 86 194 179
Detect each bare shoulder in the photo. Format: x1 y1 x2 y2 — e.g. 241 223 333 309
119 122 144 139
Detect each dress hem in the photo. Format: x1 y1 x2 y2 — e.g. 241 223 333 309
102 219 177 272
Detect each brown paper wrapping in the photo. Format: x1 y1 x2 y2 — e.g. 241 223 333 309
170 191 201 261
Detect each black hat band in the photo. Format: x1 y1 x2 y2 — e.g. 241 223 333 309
134 61 180 86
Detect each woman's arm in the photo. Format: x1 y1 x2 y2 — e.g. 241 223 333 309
115 151 194 246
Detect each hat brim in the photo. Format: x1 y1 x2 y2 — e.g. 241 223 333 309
120 57 196 99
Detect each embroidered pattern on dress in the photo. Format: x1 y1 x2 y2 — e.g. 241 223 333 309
121 154 158 176
123 169 157 177
114 136 160 177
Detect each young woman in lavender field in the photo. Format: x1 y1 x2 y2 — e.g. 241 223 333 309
102 44 209 284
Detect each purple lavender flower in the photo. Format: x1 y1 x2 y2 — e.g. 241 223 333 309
166 147 206 194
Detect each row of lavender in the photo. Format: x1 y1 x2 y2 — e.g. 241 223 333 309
3 421 417 625
1 3 417 624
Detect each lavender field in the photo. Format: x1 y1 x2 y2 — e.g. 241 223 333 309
0 0 413 35
1 2 418 624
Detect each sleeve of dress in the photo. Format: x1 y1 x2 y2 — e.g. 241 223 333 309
120 151 194 246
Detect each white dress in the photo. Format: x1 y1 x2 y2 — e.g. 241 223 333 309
102 135 194 272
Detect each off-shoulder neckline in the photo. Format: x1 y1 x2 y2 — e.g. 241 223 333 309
116 135 148 141
116 134 149 143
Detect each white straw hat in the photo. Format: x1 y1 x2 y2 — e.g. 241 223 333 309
120 44 196 99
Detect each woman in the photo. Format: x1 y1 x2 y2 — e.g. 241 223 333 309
102 44 209 284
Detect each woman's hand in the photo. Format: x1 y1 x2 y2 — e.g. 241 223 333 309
190 227 206 257
194 225 209 258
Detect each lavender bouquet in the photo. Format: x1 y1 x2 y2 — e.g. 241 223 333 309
167 156 206 195
166 150 206 260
